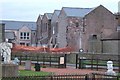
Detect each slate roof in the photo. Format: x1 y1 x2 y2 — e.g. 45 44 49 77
54 10 61 16
62 7 94 17
45 13 53 19
37 15 43 20
0 20 36 30
37 15 43 22
5 32 15 39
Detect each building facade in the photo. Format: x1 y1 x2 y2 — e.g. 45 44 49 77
84 5 117 53
50 10 60 48
57 5 117 52
37 13 52 47
36 15 43 46
0 24 5 43
57 7 93 51
36 5 117 53
0 20 36 46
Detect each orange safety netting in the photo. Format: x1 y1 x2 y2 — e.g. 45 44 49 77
50 47 74 52
12 45 74 52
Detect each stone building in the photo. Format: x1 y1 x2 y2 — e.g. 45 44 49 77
99 12 119 54
36 5 117 53
50 10 60 48
37 13 53 47
36 15 43 46
0 20 36 46
84 5 117 53
0 24 5 43
57 5 117 52
57 7 93 51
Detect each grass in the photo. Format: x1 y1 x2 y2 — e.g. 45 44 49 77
19 70 52 76
82 60 119 66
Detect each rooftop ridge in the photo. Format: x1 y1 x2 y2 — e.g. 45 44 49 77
62 7 93 9
0 20 35 23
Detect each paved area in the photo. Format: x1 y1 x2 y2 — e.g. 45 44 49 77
41 67 103 75
19 66 105 75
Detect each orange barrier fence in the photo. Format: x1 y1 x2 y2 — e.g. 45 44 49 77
12 45 74 52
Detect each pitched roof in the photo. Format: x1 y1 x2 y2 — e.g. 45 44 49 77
5 32 15 39
62 7 94 17
38 14 43 19
54 10 61 16
45 13 53 19
0 20 36 30
37 15 43 22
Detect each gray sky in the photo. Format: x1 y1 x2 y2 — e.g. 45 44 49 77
0 0 119 21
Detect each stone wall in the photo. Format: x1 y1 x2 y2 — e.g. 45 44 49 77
102 40 119 54
84 5 117 52
1 64 18 77
88 39 102 53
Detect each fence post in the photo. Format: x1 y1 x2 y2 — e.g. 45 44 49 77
43 56 45 66
76 54 78 69
96 58 98 71
117 75 119 80
85 74 88 80
25 55 27 60
15 55 17 58
92 73 95 80
79 58 81 69
49 56 51 67
91 55 93 70
37 56 39 63
51 76 53 80
64 54 67 68
20 55 22 65
118 54 120 73
58 56 60 68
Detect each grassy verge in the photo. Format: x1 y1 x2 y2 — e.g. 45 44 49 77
83 60 119 66
19 70 52 76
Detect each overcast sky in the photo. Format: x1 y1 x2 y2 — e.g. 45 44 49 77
0 0 119 21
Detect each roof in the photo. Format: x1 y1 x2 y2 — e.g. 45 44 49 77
5 32 15 39
37 14 43 20
45 13 53 19
0 20 36 30
54 10 61 16
62 7 94 17
37 15 43 22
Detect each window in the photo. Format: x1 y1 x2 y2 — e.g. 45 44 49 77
20 43 25 45
26 43 30 46
27 32 29 36
92 35 97 39
75 22 79 27
20 32 30 40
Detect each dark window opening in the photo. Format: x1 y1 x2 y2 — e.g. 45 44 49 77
20 43 25 45
92 35 97 39
75 22 79 27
